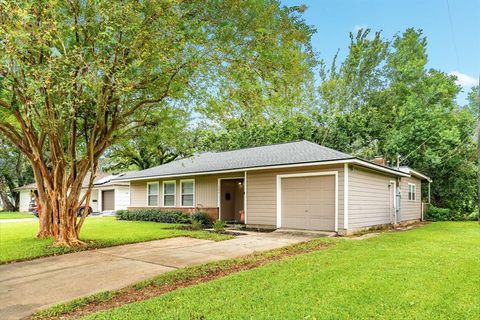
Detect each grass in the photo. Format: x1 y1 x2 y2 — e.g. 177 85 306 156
0 217 231 263
79 222 479 320
0 211 36 219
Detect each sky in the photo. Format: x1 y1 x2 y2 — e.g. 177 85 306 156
281 0 480 105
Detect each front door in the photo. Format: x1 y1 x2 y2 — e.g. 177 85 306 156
220 179 244 222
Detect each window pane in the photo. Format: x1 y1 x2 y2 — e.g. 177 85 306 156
182 194 194 206
164 183 175 195
148 195 158 206
164 194 175 206
182 181 193 194
148 183 158 195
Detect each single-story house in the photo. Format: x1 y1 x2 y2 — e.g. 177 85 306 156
15 172 130 214
114 140 431 235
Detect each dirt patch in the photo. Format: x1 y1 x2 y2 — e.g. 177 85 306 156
348 221 429 240
32 241 332 320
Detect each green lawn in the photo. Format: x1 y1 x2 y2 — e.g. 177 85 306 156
0 211 36 219
0 217 230 263
84 222 480 320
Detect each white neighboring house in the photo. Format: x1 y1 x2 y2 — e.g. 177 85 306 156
15 172 130 214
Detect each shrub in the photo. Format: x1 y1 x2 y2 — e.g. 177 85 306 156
424 206 469 221
425 206 450 221
213 220 225 233
190 220 203 230
116 209 191 224
191 211 212 226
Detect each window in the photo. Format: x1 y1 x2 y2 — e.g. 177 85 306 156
408 183 416 201
181 179 195 207
163 181 176 206
147 182 159 206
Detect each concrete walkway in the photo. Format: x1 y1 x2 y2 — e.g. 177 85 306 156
0 232 316 320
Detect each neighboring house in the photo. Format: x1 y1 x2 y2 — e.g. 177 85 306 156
114 140 431 235
15 173 130 214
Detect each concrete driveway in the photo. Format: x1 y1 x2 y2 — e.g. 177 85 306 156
0 232 316 320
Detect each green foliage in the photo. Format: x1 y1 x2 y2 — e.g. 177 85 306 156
190 220 203 231
212 220 226 233
190 212 212 227
0 138 34 211
116 209 191 224
425 206 478 221
425 206 452 221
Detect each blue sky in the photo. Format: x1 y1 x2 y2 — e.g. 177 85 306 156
281 0 479 105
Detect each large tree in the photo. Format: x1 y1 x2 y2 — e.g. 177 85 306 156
0 0 315 245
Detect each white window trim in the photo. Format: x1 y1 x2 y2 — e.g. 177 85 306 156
180 179 195 208
162 180 176 207
146 182 159 207
408 183 416 201
276 171 339 232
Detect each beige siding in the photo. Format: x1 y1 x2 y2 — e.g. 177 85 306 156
130 181 147 207
129 172 242 208
247 164 344 227
348 166 395 229
400 176 422 221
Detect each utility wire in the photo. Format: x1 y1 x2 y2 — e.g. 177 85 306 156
400 124 447 164
445 0 461 70
438 128 476 163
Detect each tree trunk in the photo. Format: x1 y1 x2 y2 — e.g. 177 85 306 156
31 162 54 238
0 184 15 212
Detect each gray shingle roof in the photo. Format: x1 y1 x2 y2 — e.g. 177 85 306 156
115 140 355 181
14 172 125 191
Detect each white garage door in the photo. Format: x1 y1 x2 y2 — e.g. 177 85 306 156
281 175 336 231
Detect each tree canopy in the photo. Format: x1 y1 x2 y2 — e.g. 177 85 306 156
0 0 316 245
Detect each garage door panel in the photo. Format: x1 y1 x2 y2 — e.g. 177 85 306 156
283 217 306 229
102 190 115 211
281 175 335 231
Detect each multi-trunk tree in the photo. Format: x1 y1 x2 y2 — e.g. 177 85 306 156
0 0 315 246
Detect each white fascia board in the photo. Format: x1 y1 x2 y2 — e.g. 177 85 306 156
408 169 432 182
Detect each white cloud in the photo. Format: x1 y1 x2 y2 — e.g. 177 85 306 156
353 24 368 34
449 71 477 87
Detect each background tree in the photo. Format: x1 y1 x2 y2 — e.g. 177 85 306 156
102 108 196 171
0 0 316 245
0 137 34 211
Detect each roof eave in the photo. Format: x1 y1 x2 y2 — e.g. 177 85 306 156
408 169 432 183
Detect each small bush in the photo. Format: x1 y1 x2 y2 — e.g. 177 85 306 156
425 206 450 221
191 211 212 226
190 220 203 230
213 220 225 233
116 209 191 224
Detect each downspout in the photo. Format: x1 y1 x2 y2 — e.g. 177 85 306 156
396 178 401 224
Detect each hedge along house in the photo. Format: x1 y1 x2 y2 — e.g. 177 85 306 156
115 141 431 235
15 172 130 214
